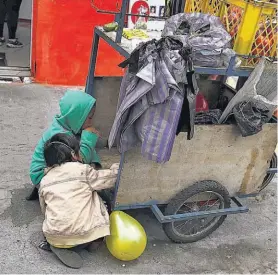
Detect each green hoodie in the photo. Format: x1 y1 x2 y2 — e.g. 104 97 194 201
30 90 100 185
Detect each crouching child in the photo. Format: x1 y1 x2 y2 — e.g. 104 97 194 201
39 133 119 268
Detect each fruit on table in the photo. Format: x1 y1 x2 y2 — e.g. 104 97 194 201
103 22 118 32
135 21 147 30
122 29 149 40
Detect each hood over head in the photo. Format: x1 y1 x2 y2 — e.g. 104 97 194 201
56 90 96 134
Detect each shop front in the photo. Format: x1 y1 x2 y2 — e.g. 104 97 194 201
0 0 125 84
31 0 125 85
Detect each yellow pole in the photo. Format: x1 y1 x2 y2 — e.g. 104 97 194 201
233 1 262 54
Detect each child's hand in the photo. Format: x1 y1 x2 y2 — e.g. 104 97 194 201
110 163 120 174
84 126 100 136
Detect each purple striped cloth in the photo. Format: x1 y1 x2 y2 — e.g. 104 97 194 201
108 42 185 163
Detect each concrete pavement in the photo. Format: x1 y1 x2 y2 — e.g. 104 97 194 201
0 83 276 273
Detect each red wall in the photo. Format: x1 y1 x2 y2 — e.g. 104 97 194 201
32 0 124 86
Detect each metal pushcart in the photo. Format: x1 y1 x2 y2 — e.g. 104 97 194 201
85 2 277 243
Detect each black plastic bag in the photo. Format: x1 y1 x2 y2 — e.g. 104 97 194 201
233 101 270 137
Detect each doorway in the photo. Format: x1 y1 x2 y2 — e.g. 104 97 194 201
0 0 32 78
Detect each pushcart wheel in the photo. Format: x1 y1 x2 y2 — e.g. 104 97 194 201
259 153 277 192
163 180 231 243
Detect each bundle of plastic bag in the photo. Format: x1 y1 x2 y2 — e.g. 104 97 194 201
162 12 236 67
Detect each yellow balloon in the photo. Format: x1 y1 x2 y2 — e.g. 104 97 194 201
106 211 147 261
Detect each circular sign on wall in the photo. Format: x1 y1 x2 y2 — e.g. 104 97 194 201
130 0 150 24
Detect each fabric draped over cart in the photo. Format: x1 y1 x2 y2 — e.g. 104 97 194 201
108 37 197 163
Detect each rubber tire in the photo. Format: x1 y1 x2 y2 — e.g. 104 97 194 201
163 180 231 243
259 153 277 191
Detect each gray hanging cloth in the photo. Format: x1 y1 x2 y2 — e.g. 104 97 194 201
165 0 186 17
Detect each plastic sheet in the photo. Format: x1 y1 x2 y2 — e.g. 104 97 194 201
219 58 277 136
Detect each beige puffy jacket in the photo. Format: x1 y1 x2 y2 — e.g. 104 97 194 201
39 162 119 247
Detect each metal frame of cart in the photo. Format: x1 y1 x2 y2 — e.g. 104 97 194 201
85 4 277 242
85 27 255 97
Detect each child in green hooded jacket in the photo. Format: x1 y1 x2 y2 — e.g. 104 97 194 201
29 90 101 191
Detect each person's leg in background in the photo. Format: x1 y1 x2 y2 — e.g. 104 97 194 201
6 0 23 48
0 0 7 46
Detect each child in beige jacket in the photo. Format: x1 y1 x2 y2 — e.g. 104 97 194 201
39 133 119 268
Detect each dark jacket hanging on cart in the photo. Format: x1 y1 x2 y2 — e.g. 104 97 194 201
176 48 198 139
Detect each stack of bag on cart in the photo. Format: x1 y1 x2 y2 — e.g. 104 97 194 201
162 12 237 67
108 13 277 163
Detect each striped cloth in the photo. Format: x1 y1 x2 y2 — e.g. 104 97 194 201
108 38 187 163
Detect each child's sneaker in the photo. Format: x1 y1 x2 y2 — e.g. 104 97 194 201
0 37 5 46
38 240 51 252
7 39 23 48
